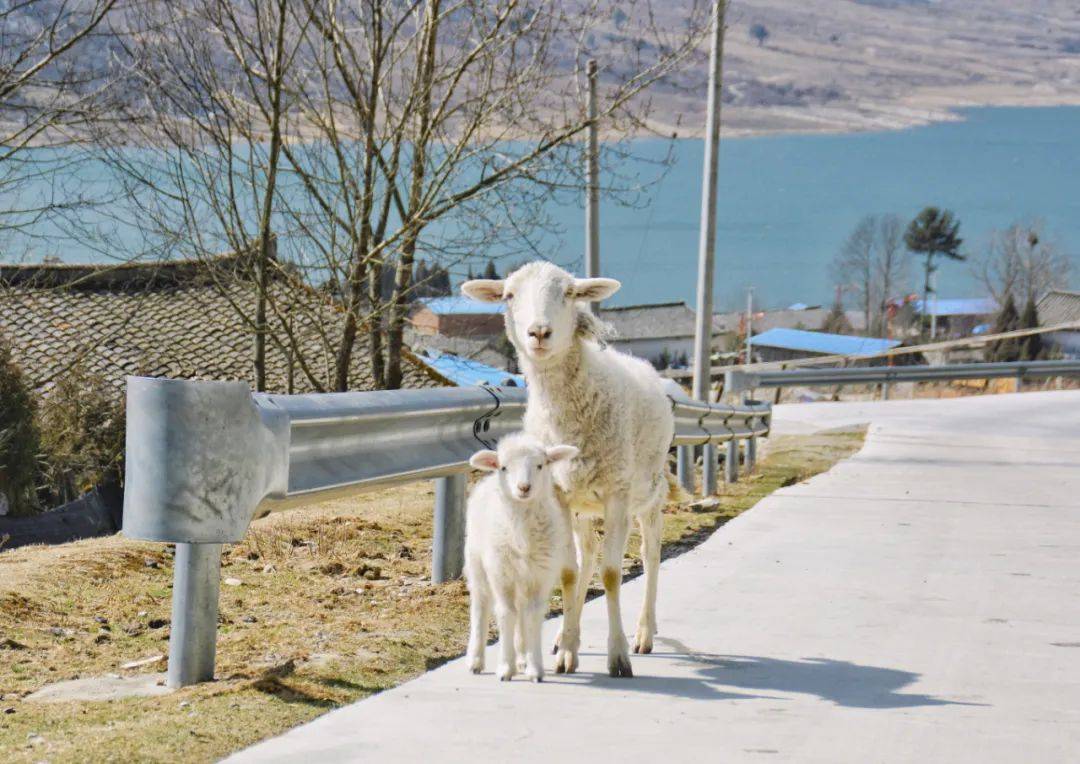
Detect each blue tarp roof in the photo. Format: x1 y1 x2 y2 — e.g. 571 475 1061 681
422 350 524 387
420 296 505 315
751 328 901 356
913 298 997 317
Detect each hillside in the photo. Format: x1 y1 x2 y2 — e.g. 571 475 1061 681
639 0 1080 136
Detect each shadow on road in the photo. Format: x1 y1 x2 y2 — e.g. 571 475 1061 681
566 637 985 709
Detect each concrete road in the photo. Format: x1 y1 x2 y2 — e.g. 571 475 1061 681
230 391 1080 763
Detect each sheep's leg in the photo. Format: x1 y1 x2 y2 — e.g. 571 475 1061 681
602 501 633 678
523 596 546 682
555 516 592 674
494 595 518 681
634 504 663 655
553 516 597 655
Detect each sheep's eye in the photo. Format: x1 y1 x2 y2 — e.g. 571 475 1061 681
500 466 507 472
505 292 514 301
537 464 543 470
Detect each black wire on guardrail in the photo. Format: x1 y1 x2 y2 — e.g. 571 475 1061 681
473 385 504 449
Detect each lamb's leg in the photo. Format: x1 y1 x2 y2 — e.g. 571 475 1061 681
466 583 490 674
602 501 633 678
494 594 518 681
523 596 546 682
634 504 663 654
515 608 528 672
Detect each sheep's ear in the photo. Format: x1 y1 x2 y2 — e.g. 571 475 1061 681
469 450 499 472
545 445 579 464
461 279 506 303
572 277 620 302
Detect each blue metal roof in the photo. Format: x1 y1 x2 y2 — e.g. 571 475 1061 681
751 328 901 356
422 350 524 387
913 298 997 317
420 296 505 315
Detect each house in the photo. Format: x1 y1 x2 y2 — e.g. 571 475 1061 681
749 327 901 363
409 295 505 337
914 297 997 337
597 301 700 366
418 350 524 387
0 254 447 396
1036 290 1080 358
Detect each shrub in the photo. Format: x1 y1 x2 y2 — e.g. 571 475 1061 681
36 364 125 507
0 339 41 517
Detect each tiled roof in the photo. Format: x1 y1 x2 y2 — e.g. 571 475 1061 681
0 256 447 396
751 328 901 356
1036 290 1080 327
714 306 867 334
599 301 698 341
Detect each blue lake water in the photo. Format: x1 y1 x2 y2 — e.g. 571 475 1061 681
4 106 1078 311
553 106 1080 310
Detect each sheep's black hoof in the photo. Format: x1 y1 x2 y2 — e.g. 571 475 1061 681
608 654 634 678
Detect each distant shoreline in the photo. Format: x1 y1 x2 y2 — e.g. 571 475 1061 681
649 86 1080 141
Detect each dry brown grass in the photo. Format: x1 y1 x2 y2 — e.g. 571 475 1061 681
0 429 863 763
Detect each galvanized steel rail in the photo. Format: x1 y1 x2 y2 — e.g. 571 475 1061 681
121 375 769 687
725 359 1080 394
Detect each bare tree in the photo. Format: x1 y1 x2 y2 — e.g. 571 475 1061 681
977 220 1071 306
106 0 709 391
831 214 909 335
873 214 907 335
831 216 875 331
0 0 119 251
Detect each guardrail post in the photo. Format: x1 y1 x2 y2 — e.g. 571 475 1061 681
701 443 717 495
746 435 757 472
725 439 739 483
432 474 467 584
167 542 222 688
676 445 694 492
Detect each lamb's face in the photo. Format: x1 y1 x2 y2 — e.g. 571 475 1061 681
469 437 579 504
461 261 620 364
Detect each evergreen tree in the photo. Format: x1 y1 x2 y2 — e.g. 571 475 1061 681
482 259 499 280
905 207 963 338
0 338 41 516
1019 298 1043 360
986 294 1021 361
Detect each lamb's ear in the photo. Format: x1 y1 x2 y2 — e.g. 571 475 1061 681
461 279 506 303
572 277 620 302
469 450 500 472
545 445 579 464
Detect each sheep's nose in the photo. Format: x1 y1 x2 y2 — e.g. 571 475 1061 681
517 482 531 495
527 324 552 341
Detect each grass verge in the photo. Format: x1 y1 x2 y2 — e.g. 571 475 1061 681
0 428 864 763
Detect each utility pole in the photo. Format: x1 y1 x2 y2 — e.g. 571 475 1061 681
745 286 754 363
688 0 726 496
585 59 600 280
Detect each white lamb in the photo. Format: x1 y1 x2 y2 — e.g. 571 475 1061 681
464 432 579 682
463 261 677 678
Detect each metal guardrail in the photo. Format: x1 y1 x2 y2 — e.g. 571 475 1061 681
121 375 769 687
725 359 1080 394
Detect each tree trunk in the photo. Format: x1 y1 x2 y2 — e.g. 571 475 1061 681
386 0 441 390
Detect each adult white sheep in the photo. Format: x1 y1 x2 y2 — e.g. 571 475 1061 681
463 261 676 678
464 433 579 682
